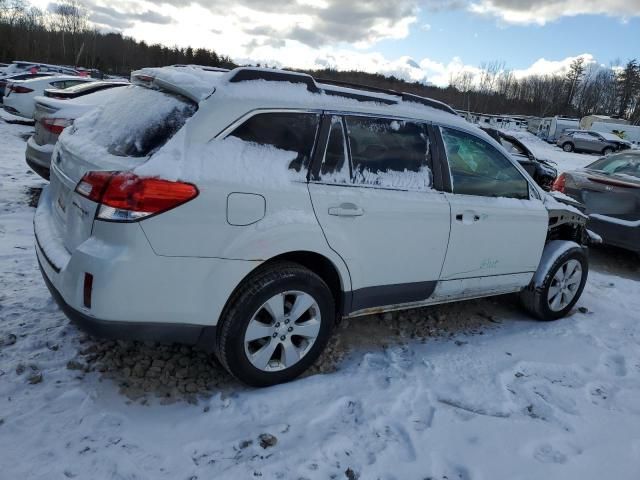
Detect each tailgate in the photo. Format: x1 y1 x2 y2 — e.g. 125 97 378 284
48 143 145 253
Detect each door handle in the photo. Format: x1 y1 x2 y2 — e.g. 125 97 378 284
328 203 364 217
455 211 483 224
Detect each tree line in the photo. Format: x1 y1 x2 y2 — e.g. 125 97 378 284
0 0 235 75
2 0 639 125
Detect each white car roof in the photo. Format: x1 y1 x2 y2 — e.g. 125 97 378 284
16 75 93 85
132 66 478 136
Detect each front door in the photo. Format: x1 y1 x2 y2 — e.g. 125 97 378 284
308 114 451 313
436 126 548 297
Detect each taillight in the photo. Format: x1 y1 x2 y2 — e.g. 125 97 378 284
75 171 113 202
551 173 566 193
41 117 72 134
75 172 198 222
10 85 33 94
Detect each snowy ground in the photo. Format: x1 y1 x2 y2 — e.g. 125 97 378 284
506 130 597 174
1 113 640 480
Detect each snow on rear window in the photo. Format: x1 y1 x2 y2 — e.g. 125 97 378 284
67 85 196 158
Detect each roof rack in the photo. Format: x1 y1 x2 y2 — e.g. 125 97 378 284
316 78 457 115
228 68 320 93
225 67 457 114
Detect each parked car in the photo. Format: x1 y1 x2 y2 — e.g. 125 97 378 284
557 130 630 155
35 66 590 387
552 150 640 254
0 72 56 103
43 80 127 100
26 86 127 179
0 61 78 78
481 127 558 190
3 75 93 118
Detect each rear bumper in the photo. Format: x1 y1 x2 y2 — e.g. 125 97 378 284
588 214 640 253
26 136 53 179
34 186 259 347
38 255 216 347
3 104 20 115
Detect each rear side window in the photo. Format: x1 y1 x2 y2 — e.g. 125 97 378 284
69 85 197 157
229 112 320 173
441 127 529 199
344 116 432 190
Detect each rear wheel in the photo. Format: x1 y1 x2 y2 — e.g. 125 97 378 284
562 142 574 152
521 247 589 321
602 147 614 155
215 262 335 387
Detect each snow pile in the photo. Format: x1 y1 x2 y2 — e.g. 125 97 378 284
136 133 306 185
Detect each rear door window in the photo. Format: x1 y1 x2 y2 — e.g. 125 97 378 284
344 116 432 191
229 112 320 173
441 127 530 199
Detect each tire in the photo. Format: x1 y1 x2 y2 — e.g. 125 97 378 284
215 262 335 387
602 147 614 156
562 142 574 152
520 247 589 321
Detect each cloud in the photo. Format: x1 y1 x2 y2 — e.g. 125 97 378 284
99 0 417 47
468 0 640 25
512 53 599 78
81 3 173 31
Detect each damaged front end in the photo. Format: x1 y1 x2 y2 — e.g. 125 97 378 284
543 193 598 246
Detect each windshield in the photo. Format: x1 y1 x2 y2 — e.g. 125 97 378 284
68 85 197 157
587 154 640 178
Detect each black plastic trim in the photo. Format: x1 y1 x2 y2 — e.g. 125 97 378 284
26 156 50 180
228 68 320 93
37 257 217 349
349 281 437 313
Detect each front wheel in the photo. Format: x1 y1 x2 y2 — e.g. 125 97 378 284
602 147 614 155
562 142 574 152
521 246 589 321
215 262 335 387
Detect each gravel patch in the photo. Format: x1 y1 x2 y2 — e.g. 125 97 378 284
70 296 511 404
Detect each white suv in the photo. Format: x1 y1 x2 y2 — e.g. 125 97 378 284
35 66 590 386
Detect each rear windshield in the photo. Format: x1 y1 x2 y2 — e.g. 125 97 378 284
69 85 196 157
588 154 640 178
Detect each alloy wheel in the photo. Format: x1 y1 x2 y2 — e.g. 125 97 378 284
244 291 321 372
547 259 582 312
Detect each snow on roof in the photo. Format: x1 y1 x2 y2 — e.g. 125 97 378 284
132 66 472 131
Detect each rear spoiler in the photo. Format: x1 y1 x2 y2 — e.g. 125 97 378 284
131 71 211 104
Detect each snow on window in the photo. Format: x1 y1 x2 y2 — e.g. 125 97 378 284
136 132 307 186
345 116 432 191
62 85 196 159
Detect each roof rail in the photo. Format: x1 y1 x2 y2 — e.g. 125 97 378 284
317 78 457 115
226 67 457 114
227 67 320 93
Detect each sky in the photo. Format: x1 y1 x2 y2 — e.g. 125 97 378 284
33 0 640 86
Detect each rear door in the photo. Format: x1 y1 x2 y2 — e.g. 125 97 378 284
308 114 451 313
436 126 548 294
